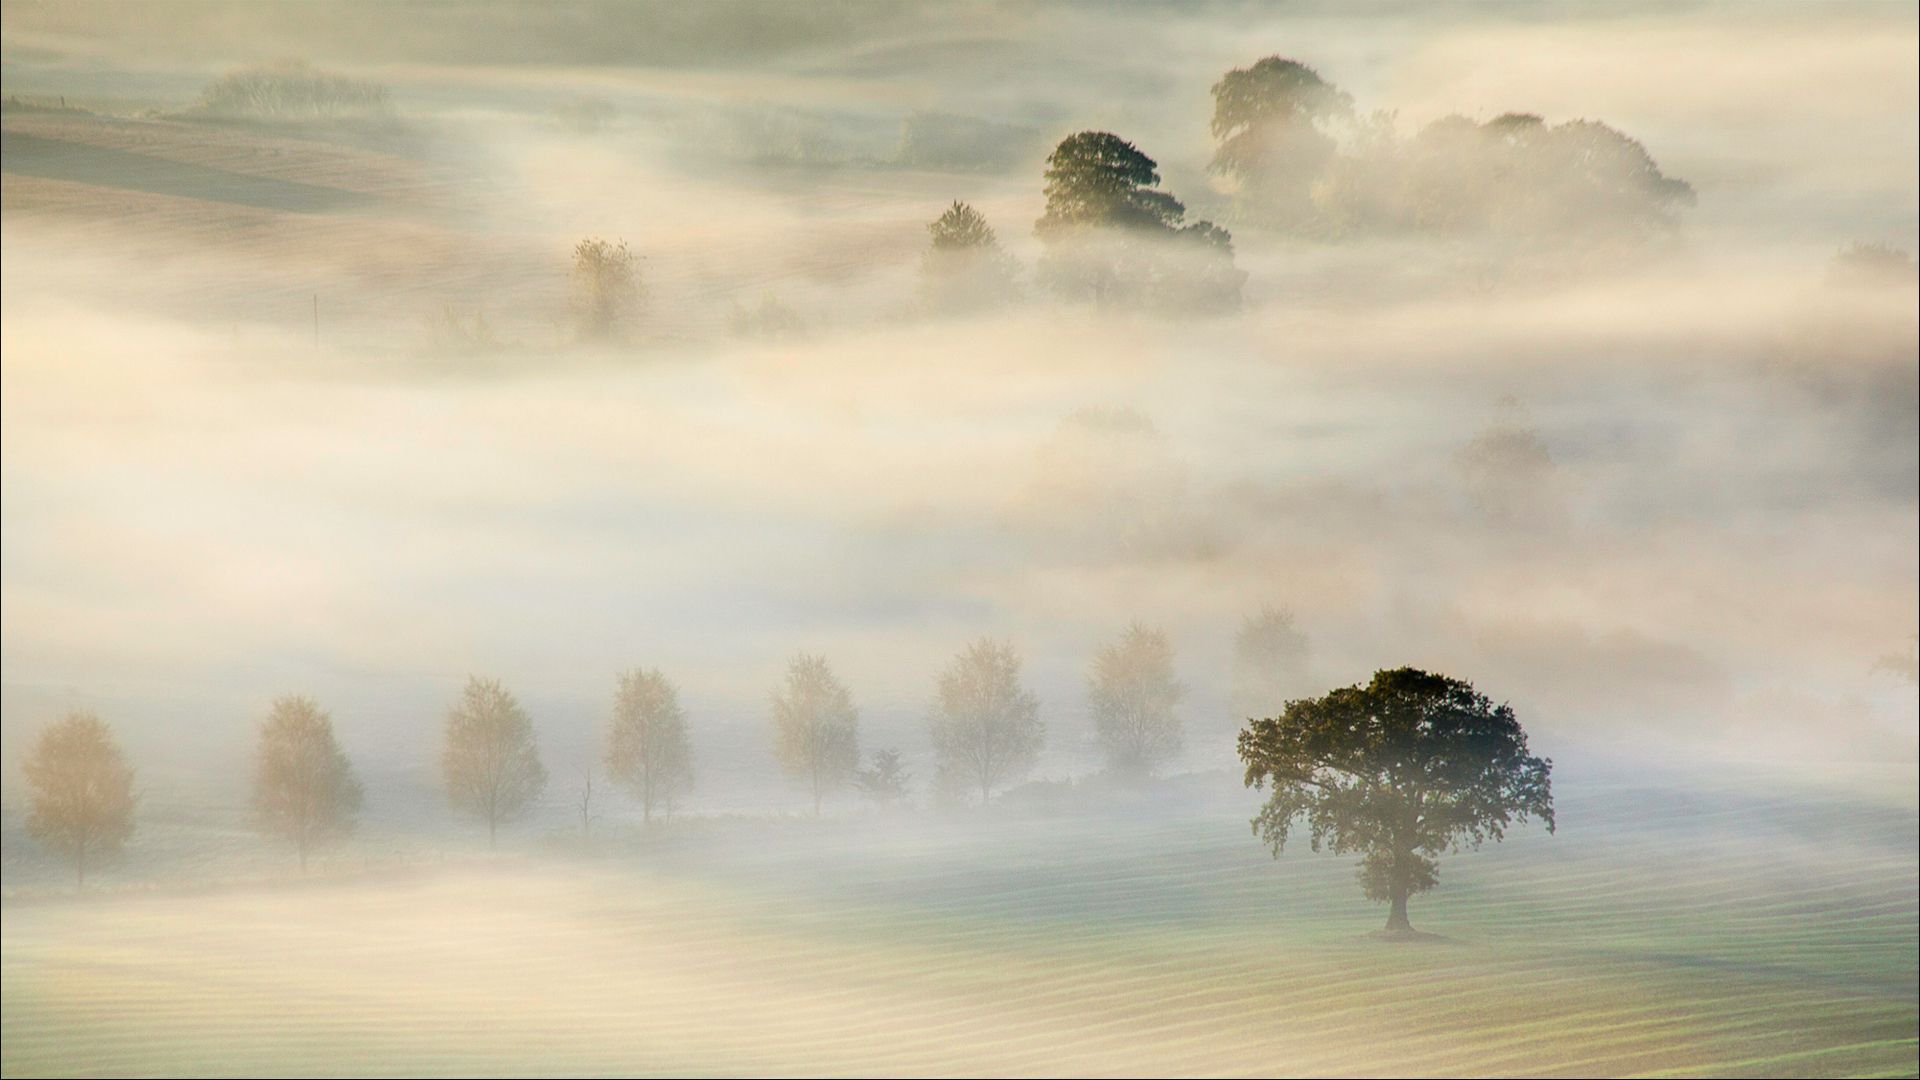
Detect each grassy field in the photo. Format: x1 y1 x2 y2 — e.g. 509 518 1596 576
4 773 1914 1078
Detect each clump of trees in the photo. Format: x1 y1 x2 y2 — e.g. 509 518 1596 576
1238 667 1554 934
251 695 362 872
443 676 548 846
929 638 1044 806
23 711 136 889
919 201 1020 314
193 61 391 121
606 668 695 825
771 653 861 815
1033 131 1245 312
1211 54 1695 247
1087 623 1186 778
572 238 642 343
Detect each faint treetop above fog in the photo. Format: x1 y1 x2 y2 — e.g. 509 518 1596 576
919 200 1020 315
1455 396 1565 527
1829 244 1919 289
191 60 391 121
1209 56 1354 230
252 695 362 873
1232 605 1312 726
771 653 861 816
24 711 136 890
930 638 1044 807
1087 622 1187 780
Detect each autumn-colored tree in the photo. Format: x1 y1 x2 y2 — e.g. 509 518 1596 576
443 676 547 846
606 668 695 825
24 711 136 889
930 638 1044 806
1239 668 1554 934
771 653 860 815
1088 623 1186 778
252 695 362 872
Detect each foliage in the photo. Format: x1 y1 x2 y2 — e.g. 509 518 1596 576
1231 605 1311 730
442 676 548 845
1209 56 1352 227
251 695 362 871
572 237 642 343
771 653 860 815
194 61 391 120
919 201 1020 313
929 638 1044 806
1087 623 1186 778
1238 667 1554 932
23 711 136 889
606 668 695 824
854 748 913 808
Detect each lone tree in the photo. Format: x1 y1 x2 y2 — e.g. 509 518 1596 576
24 711 136 890
1088 623 1186 778
1034 131 1242 310
854 748 913 809
930 638 1044 806
571 237 641 342
1208 56 1352 226
920 200 1020 313
606 667 695 825
1238 668 1554 935
252 695 362 872
771 653 860 815
443 676 548 846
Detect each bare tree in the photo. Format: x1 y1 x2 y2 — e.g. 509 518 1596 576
252 695 362 873
442 676 547 847
1088 623 1186 778
24 711 135 890
770 653 859 816
576 763 597 834
929 638 1043 806
606 668 694 826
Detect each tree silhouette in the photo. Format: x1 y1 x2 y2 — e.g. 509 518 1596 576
930 638 1044 806
1209 56 1352 226
442 676 547 846
1088 623 1186 778
606 667 694 825
771 653 860 816
24 711 135 890
1238 668 1554 934
252 695 362 872
920 200 1019 313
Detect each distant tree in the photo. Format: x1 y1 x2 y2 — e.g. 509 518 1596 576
606 668 695 826
442 676 548 847
1232 605 1311 728
1831 243 1919 288
1209 56 1353 226
1238 668 1554 934
727 292 807 340
23 711 136 890
1088 623 1186 778
1456 396 1562 525
251 695 362 873
572 237 641 342
1035 131 1241 310
930 638 1044 806
771 653 860 815
919 200 1020 313
854 748 913 808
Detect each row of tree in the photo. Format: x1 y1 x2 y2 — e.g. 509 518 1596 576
20 611 1313 884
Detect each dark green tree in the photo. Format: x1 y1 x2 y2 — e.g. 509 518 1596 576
1238 667 1554 934
1208 56 1352 226
920 200 1019 313
854 748 913 808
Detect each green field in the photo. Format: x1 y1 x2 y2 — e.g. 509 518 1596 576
4 774 1915 1078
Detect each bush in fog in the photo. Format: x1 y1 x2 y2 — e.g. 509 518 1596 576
854 748 912 809
1034 131 1243 312
1087 623 1186 778
1239 667 1554 935
442 676 548 846
727 292 807 340
24 711 135 889
1208 56 1353 230
251 695 362 873
919 200 1020 314
572 238 642 343
606 668 694 825
194 61 391 120
929 638 1044 806
1829 243 1919 288
771 653 860 815
1231 605 1311 730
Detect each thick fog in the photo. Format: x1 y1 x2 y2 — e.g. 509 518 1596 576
1 1 1914 824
